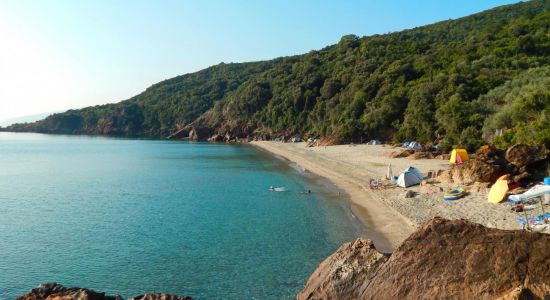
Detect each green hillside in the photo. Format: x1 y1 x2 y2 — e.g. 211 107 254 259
6 0 550 150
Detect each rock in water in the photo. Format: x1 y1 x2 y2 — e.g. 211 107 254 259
16 283 123 300
16 283 193 300
297 239 389 300
299 218 550 299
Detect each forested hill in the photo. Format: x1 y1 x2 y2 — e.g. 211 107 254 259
6 0 550 150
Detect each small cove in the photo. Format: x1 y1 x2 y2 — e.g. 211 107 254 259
0 133 363 299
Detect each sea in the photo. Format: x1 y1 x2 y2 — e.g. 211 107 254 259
0 132 362 299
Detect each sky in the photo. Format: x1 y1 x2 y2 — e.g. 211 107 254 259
0 0 522 125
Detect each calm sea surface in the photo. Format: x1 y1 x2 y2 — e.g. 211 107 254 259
0 133 361 299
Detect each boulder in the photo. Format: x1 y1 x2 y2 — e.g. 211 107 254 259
476 144 500 158
505 144 549 168
16 283 123 300
299 218 550 300
437 159 501 184
16 283 193 300
362 218 550 299
404 190 416 198
296 239 389 300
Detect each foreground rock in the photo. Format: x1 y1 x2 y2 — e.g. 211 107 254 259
298 218 550 299
16 283 192 300
297 239 389 299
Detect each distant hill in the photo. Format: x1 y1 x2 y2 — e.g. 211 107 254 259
0 112 58 127
6 0 550 150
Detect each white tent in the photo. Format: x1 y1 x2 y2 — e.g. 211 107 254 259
396 167 423 188
408 142 422 151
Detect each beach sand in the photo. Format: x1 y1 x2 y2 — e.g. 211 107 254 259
251 141 544 252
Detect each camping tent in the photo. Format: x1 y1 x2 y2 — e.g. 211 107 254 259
403 166 423 180
396 167 423 188
408 142 422 151
449 149 469 164
369 139 382 145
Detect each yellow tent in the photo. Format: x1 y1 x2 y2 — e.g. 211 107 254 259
449 148 469 164
488 175 509 204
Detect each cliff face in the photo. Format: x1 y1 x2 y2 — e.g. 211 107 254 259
16 283 192 300
298 218 550 300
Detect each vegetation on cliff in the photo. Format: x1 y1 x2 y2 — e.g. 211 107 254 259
6 0 550 150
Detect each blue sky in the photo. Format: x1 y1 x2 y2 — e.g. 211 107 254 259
0 0 521 124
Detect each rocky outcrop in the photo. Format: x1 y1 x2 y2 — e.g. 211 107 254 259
17 283 192 300
505 144 549 169
299 218 550 300
437 158 502 184
297 239 389 300
16 283 123 300
438 144 549 185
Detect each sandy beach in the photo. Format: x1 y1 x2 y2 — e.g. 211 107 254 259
251 141 542 252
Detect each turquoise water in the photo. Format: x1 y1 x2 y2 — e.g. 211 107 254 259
0 133 361 299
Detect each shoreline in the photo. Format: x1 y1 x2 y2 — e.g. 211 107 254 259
250 141 418 252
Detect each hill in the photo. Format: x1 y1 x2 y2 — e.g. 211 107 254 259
6 0 550 150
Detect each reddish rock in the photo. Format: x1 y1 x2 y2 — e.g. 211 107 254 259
437 159 501 184
476 144 500 157
362 218 550 299
16 283 122 300
296 239 389 300
299 218 550 300
16 283 192 300
505 144 549 168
